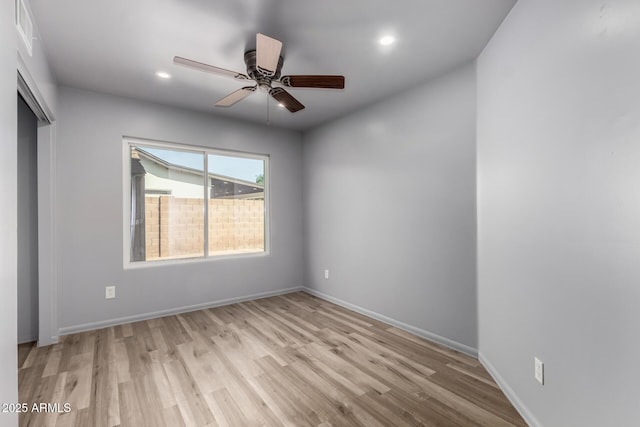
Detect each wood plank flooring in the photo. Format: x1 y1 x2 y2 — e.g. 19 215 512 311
18 292 526 426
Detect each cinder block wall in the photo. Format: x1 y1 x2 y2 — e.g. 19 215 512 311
144 196 264 259
208 198 265 254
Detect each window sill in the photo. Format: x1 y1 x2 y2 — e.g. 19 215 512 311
123 250 270 270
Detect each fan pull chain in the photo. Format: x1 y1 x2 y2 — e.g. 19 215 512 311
267 93 272 126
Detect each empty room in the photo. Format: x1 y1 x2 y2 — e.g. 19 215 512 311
1 0 639 426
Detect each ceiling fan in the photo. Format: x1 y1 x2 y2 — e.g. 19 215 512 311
174 33 345 113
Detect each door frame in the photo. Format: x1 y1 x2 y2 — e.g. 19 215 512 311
17 53 58 346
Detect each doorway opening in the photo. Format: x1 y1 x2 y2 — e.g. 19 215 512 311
17 93 39 345
16 66 57 349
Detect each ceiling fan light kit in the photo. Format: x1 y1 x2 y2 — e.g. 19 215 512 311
173 33 345 114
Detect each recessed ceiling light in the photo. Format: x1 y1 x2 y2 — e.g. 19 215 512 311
379 35 396 46
156 71 171 79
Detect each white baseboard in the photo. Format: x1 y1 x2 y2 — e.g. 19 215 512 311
479 352 541 427
58 286 304 336
302 287 478 357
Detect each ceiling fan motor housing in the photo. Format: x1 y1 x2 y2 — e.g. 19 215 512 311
244 50 284 91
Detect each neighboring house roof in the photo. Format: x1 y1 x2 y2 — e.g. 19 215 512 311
135 148 264 199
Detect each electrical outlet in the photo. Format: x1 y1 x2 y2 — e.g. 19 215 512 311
105 286 116 300
535 357 544 385
324 269 329 279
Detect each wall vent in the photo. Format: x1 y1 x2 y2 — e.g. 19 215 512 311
16 0 33 56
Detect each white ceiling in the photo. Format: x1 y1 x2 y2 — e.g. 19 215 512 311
29 0 515 131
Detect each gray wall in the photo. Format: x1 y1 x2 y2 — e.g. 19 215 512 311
17 96 39 343
0 0 18 424
55 86 303 332
477 0 640 425
303 63 477 351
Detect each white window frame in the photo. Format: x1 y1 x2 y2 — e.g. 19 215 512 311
122 136 270 269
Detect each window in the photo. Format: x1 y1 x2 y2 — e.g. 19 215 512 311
125 138 268 265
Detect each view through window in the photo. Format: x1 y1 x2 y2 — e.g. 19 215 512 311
128 140 267 263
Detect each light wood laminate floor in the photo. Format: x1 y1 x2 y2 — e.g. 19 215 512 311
18 292 526 426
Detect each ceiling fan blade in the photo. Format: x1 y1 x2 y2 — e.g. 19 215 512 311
173 56 249 80
280 75 345 89
256 33 283 77
215 86 256 107
269 87 305 113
